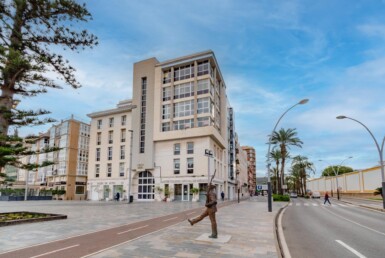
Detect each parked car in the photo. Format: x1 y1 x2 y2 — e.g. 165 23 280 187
312 191 321 198
290 192 298 198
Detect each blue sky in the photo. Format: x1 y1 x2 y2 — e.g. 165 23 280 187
18 0 385 177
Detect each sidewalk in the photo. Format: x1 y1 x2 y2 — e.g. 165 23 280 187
338 197 385 212
0 197 284 257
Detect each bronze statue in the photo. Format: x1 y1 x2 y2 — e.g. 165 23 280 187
188 171 218 238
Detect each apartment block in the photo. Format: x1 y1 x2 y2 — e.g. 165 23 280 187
242 146 257 195
127 50 245 202
87 100 135 201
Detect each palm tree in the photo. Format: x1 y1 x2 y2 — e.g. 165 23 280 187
289 166 302 194
291 155 315 195
269 149 281 194
270 128 303 194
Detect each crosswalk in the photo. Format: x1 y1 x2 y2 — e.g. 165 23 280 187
289 202 350 207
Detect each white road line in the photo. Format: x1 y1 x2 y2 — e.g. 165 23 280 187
186 212 196 215
336 240 367 258
288 203 293 206
304 203 309 206
117 225 149 235
296 203 301 206
323 208 385 237
30 244 79 258
312 204 318 206
338 204 347 207
163 216 178 222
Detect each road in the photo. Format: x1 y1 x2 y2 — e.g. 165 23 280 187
0 202 233 258
282 197 385 258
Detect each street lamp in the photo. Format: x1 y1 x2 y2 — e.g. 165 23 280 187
266 98 309 212
127 104 137 204
319 156 352 200
337 115 385 209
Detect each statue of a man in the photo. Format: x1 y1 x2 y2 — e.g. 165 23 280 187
188 184 218 238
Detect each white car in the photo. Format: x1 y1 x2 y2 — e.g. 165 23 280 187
312 191 321 198
290 192 298 198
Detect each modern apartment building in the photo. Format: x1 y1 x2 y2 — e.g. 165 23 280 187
235 135 249 198
127 50 245 202
87 100 135 201
242 146 257 195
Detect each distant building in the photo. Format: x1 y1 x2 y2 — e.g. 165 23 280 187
87 100 135 201
242 146 256 194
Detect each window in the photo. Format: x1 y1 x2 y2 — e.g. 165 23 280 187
107 163 112 177
174 100 194 118
187 158 194 174
121 115 126 126
187 142 194 154
198 117 211 127
163 69 171 84
174 64 194 81
197 79 210 95
120 145 125 159
96 148 100 161
108 131 113 144
119 162 125 177
162 87 171 101
95 164 100 178
140 77 147 153
174 143 180 155
76 186 85 194
174 159 180 174
120 129 126 142
97 120 102 130
173 119 194 130
162 122 170 132
197 97 210 114
108 147 112 160
137 171 155 200
162 104 171 119
197 60 209 76
174 82 194 99
109 117 114 127
97 132 101 145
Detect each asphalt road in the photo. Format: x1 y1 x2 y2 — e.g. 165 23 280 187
282 197 385 258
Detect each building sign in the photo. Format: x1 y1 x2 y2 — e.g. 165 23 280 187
257 185 268 191
137 164 144 170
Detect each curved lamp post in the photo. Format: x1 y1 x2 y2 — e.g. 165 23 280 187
336 115 385 209
266 98 309 212
319 156 352 200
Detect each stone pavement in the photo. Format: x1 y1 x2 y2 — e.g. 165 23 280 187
0 196 284 257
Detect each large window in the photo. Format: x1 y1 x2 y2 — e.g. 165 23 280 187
173 119 194 130
162 87 171 101
108 131 113 144
95 164 100 178
187 158 194 174
162 122 170 132
120 145 125 159
97 119 102 129
75 186 85 194
197 79 210 95
97 132 101 145
119 162 125 177
108 147 112 160
174 64 194 81
187 142 194 154
197 60 209 76
96 148 100 161
138 171 154 200
174 82 194 99
107 163 112 177
174 143 180 155
140 77 147 153
163 69 171 84
197 97 210 114
120 129 126 142
121 115 126 126
174 100 194 118
197 117 211 127
109 117 114 127
162 104 171 119
174 159 180 174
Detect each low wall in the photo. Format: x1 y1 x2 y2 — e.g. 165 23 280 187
0 196 53 201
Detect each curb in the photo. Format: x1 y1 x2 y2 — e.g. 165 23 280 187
340 200 385 213
274 203 290 258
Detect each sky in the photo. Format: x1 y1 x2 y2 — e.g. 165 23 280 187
16 0 385 178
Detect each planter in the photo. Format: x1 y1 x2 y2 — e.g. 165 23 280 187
0 211 67 227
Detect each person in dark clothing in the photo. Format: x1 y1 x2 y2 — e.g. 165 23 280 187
115 192 120 201
221 191 225 201
324 192 331 205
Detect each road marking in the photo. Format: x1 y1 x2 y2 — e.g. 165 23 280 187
312 204 318 206
117 225 149 235
323 208 385 236
30 244 79 258
186 211 196 215
288 203 293 206
163 216 178 222
336 240 367 258
296 203 301 206
304 203 309 206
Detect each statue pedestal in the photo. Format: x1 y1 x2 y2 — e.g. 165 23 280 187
195 233 231 243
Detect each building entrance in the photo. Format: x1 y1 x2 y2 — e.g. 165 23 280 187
137 171 154 200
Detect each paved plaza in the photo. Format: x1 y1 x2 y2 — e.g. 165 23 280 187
0 197 284 257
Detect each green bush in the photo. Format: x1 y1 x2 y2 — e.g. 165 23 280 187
273 194 290 202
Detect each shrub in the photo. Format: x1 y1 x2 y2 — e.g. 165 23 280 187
273 194 290 202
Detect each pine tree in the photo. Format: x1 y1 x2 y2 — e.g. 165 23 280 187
0 0 97 172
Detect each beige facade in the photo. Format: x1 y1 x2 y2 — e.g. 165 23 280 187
87 100 134 201
128 50 244 202
242 146 257 195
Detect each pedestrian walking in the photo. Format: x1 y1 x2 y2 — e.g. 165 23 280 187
115 192 120 201
221 191 225 201
324 191 331 205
